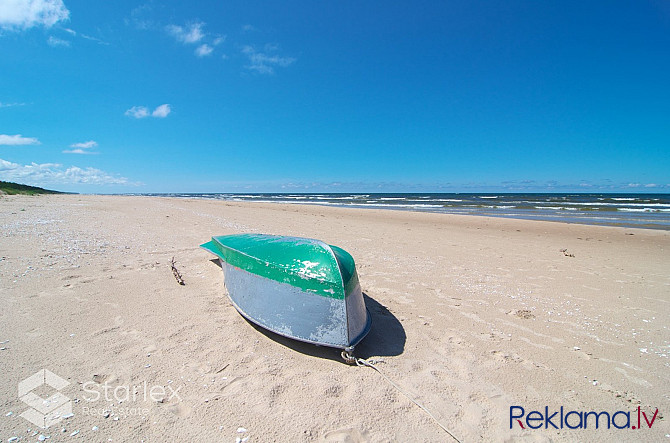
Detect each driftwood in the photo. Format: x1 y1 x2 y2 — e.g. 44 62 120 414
170 257 185 285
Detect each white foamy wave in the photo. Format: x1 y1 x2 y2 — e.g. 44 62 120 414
618 208 670 213
567 202 670 207
339 203 444 209
621 203 670 207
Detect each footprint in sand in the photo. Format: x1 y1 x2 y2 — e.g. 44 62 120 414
323 428 368 443
91 325 120 337
490 350 524 364
89 373 124 388
119 328 140 338
323 385 343 398
456 395 485 428
490 350 550 371
506 309 535 320
182 361 213 375
25 327 41 338
169 402 192 417
268 383 286 405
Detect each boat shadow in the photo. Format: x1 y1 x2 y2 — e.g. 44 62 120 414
355 293 406 359
244 292 406 364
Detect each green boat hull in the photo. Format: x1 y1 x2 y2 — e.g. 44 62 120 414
201 234 371 351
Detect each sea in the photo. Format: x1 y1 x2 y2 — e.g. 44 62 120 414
138 193 670 230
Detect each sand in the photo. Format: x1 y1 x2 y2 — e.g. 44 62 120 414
0 194 668 442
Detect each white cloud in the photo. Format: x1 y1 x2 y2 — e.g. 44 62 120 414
61 166 127 184
195 43 213 57
47 35 70 47
125 104 170 119
151 104 171 118
127 3 154 30
0 134 40 145
165 21 225 58
0 0 69 31
0 102 26 108
69 140 97 149
80 33 107 45
125 106 150 119
63 140 98 154
166 22 205 44
60 25 107 45
0 157 129 185
242 45 296 75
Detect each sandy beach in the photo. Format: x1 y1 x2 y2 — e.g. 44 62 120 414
1 194 668 442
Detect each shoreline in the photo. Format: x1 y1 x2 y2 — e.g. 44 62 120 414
119 192 670 231
1 194 668 441
77 192 670 233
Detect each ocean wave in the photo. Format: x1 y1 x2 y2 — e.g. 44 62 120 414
150 193 670 229
350 203 444 208
555 202 670 208
618 208 670 213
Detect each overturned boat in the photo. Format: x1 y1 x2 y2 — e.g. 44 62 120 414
201 234 371 357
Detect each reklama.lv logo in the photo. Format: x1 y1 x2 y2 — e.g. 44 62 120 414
510 406 660 430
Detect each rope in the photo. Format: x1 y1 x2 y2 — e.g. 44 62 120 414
355 357 462 443
341 350 357 365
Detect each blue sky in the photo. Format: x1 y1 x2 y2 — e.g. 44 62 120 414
1 0 669 193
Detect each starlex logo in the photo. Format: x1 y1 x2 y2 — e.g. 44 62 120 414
18 369 72 429
510 406 659 430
